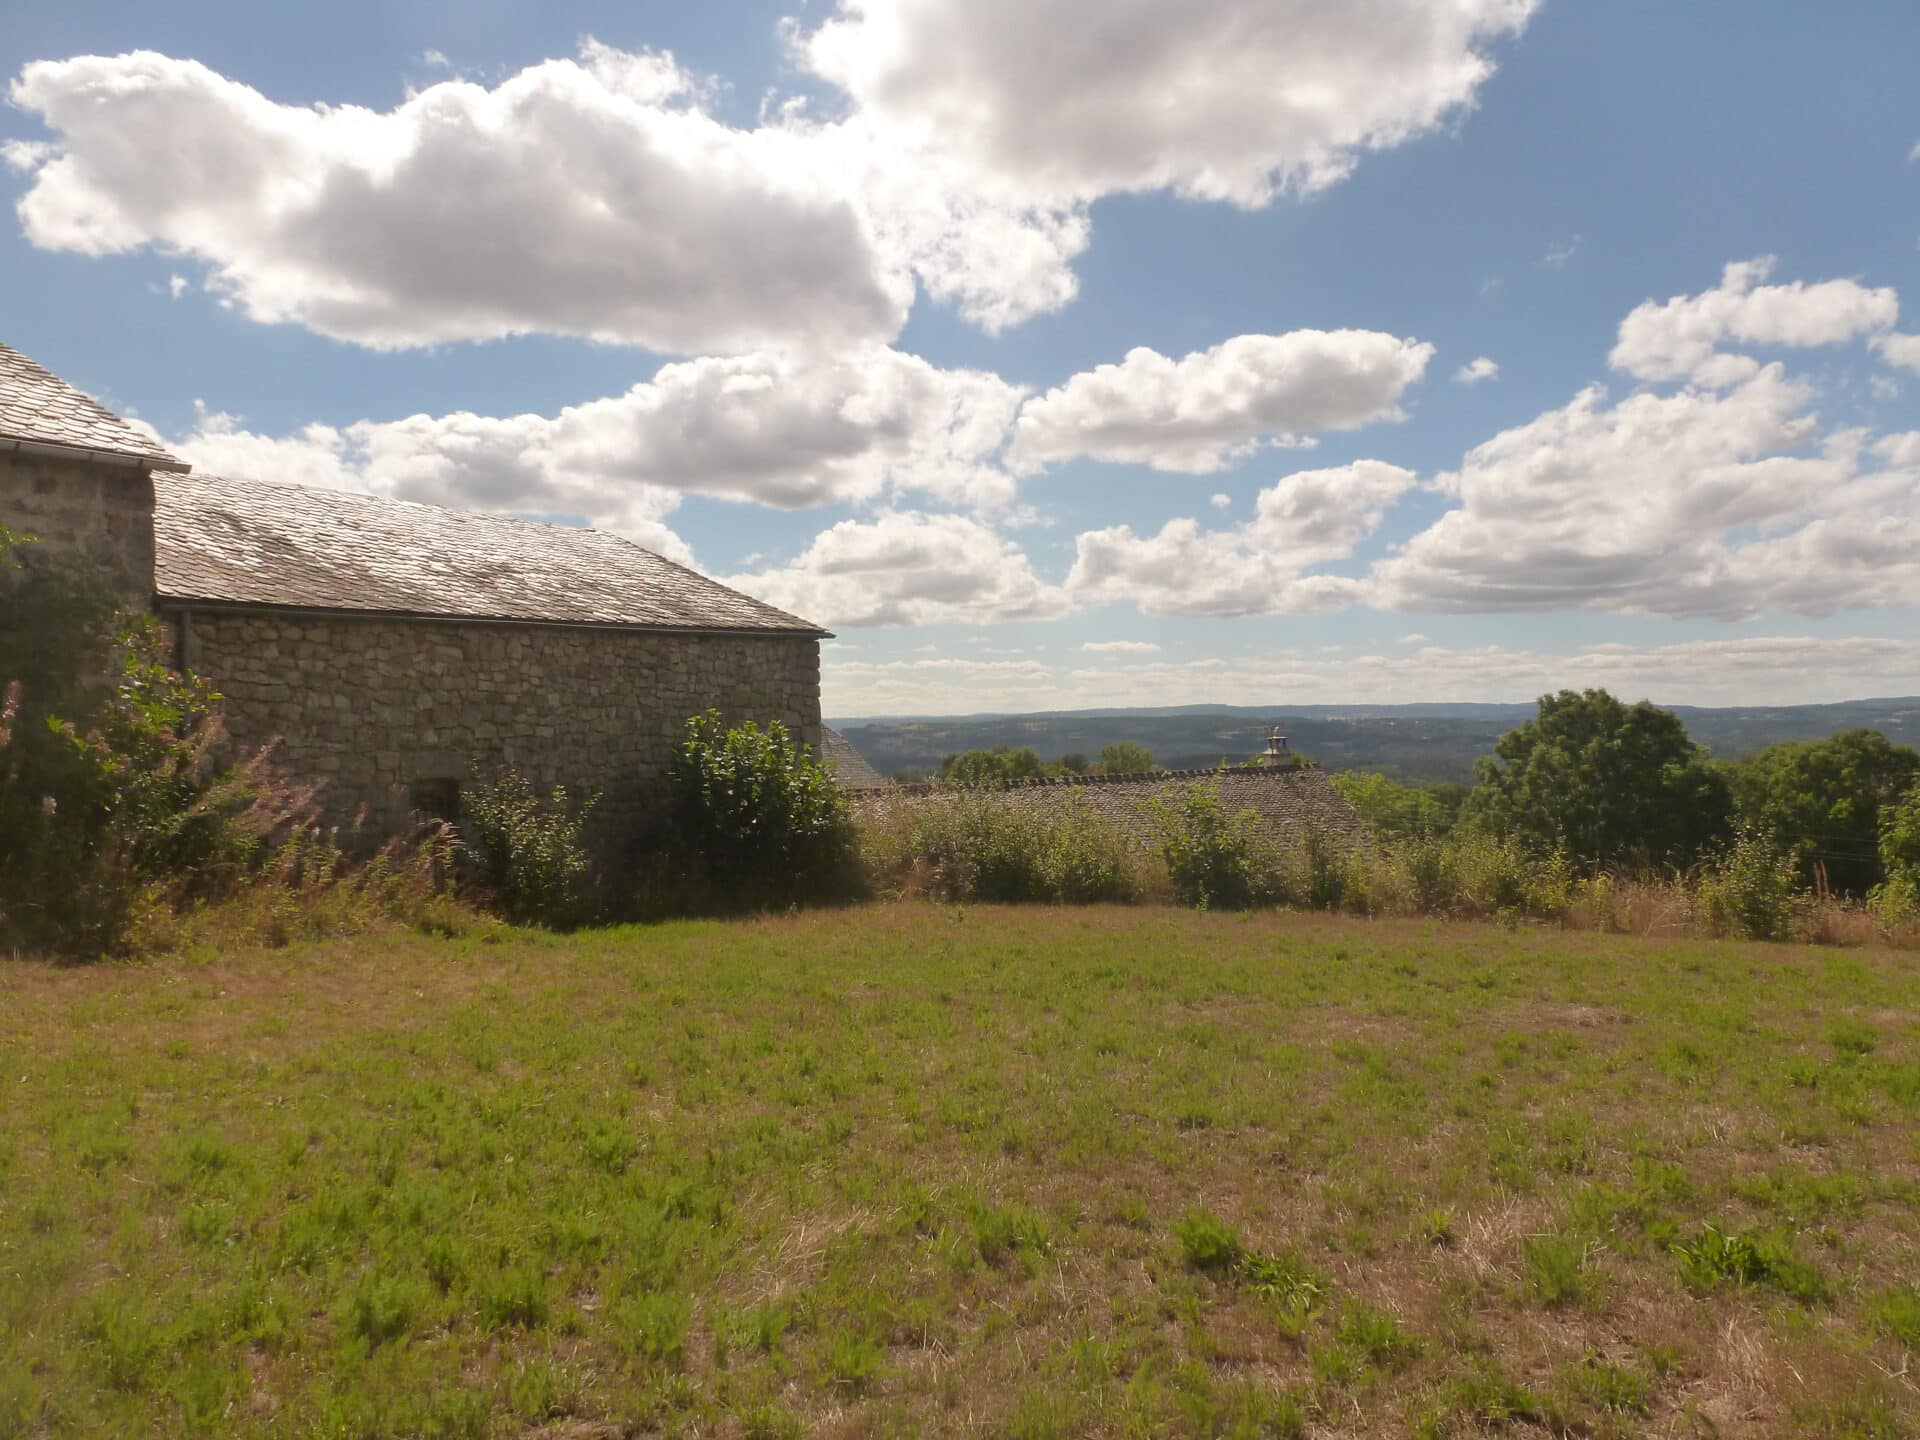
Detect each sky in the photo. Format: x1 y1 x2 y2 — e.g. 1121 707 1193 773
3 0 1919 719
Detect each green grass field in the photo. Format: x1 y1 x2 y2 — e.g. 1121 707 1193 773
4 907 1919 1437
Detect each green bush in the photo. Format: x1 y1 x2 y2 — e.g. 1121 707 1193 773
869 791 1142 904
1698 826 1805 941
671 711 858 904
1451 832 1571 919
1397 834 1464 914
1153 783 1277 911
2 528 280 956
461 768 598 928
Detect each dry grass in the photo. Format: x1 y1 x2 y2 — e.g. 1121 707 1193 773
3 906 1918 1437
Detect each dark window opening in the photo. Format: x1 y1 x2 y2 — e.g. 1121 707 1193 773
410 777 461 825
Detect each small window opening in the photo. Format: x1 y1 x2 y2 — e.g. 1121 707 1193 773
410 777 461 825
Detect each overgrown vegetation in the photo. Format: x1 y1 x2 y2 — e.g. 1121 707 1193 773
459 767 599 928
670 709 859 906
0 527 289 955
5 906 1916 1436
863 790 1144 903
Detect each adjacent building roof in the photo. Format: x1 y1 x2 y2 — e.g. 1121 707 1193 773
0 341 188 471
153 471 827 636
853 764 1366 852
822 726 889 789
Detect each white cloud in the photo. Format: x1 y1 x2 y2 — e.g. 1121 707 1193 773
1610 256 1900 383
1371 362 1920 617
1008 331 1432 474
1209 492 1232 510
166 273 188 299
728 511 1068 627
8 47 909 354
1875 332 1920 375
824 635 1920 716
1398 632 1430 645
10 4 1537 349
1538 234 1580 270
801 0 1536 209
171 345 1027 563
1081 640 1160 654
1454 356 1499 385
1068 460 1415 616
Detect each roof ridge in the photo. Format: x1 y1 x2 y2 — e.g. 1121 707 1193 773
182 469 628 539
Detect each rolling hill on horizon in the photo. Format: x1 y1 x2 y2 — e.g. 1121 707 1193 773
831 697 1920 784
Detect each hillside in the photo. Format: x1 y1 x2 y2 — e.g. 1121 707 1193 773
832 697 1920 782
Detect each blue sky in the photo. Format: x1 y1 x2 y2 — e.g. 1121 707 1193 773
3 1 1918 717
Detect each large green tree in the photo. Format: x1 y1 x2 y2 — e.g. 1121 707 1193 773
939 745 1044 787
1463 689 1731 869
1097 742 1156 775
1729 729 1920 895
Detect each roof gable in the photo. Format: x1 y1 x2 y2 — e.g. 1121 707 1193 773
154 471 825 635
0 342 187 471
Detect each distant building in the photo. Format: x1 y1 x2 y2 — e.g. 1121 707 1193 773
0 340 832 835
821 726 889 790
852 758 1364 855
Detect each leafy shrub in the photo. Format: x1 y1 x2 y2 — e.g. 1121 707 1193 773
1154 783 1277 910
1398 835 1464 914
461 768 598 927
1451 832 1572 919
1698 826 1805 941
671 711 858 904
865 792 1142 904
2 529 288 956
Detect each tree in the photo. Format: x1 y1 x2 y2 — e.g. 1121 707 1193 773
1329 771 1466 840
940 746 1044 787
1462 689 1731 870
1730 730 1920 895
1057 753 1091 775
1097 742 1156 775
1880 780 1920 887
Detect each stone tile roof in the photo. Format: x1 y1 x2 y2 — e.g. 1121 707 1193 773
854 763 1365 852
822 726 889 789
0 341 188 470
153 471 826 635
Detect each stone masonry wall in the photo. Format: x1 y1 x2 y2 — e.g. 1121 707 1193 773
0 450 155 600
178 609 821 840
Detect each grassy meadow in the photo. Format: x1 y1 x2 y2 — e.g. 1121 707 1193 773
4 906 1919 1437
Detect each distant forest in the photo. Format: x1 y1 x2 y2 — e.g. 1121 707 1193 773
832 698 1920 785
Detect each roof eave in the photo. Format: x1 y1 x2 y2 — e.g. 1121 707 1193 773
153 593 832 640
0 433 191 473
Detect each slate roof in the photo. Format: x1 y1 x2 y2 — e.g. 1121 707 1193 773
0 341 188 471
822 726 889 789
153 471 826 635
853 764 1365 852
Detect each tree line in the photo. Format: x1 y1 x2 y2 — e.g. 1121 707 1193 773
1333 689 1920 899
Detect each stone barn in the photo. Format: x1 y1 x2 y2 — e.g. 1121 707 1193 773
1 341 828 836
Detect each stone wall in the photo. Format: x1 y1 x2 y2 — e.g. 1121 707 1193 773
0 450 155 599
176 608 821 840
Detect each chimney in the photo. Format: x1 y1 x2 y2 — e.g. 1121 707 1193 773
1262 725 1291 764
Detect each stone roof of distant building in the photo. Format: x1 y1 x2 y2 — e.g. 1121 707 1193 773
153 470 826 636
0 341 188 471
822 726 889 789
852 763 1366 851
